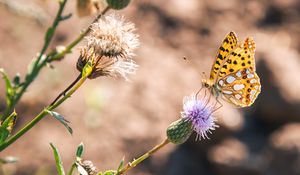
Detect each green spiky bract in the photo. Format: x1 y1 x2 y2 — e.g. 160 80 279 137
167 119 193 144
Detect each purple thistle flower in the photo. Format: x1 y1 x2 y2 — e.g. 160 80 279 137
181 93 218 140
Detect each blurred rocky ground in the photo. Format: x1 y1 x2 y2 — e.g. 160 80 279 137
0 0 300 175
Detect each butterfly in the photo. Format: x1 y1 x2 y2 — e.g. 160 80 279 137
201 31 261 107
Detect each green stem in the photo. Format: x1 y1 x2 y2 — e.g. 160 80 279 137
0 74 88 152
68 162 76 175
48 6 111 62
1 3 110 119
117 139 170 175
1 0 68 119
34 0 68 66
49 75 87 110
50 74 82 106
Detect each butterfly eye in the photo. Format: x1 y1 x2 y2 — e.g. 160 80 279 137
204 83 210 88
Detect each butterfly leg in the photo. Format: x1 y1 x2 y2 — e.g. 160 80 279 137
195 86 204 100
211 95 223 114
203 91 212 109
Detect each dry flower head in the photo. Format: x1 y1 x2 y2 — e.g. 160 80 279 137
77 14 139 80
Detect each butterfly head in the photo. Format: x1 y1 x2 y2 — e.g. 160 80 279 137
201 79 214 89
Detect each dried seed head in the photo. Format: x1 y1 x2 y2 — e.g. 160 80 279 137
78 160 97 175
77 47 138 80
77 14 139 80
87 14 139 58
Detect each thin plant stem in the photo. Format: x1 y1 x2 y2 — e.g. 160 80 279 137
50 74 82 106
68 162 76 175
1 5 110 119
117 139 170 175
47 6 111 62
1 0 69 119
0 74 88 152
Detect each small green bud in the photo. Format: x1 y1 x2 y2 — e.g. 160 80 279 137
82 60 93 78
166 119 193 144
106 0 130 10
76 142 84 158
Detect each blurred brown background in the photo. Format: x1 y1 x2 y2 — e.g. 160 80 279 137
1 0 300 174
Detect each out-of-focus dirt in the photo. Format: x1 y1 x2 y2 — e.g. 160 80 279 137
1 0 300 174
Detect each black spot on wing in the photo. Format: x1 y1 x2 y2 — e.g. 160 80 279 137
217 54 223 60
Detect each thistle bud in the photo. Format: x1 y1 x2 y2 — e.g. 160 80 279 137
106 0 130 10
167 119 193 144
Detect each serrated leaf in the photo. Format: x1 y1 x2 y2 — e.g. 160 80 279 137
50 143 66 175
76 142 84 158
47 110 73 134
0 156 18 164
76 162 88 175
45 27 54 41
0 69 15 107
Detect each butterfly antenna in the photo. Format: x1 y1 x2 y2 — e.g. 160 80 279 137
201 71 207 79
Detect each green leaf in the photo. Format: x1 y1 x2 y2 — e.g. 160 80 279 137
47 110 73 134
25 58 38 81
103 170 116 175
60 13 72 21
76 142 84 158
45 27 54 41
0 127 9 144
0 111 17 143
12 73 21 87
0 156 18 164
106 0 130 10
1 111 17 128
116 157 124 173
0 68 15 107
2 110 17 133
50 143 66 175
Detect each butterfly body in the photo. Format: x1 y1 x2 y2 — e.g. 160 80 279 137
202 32 261 107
